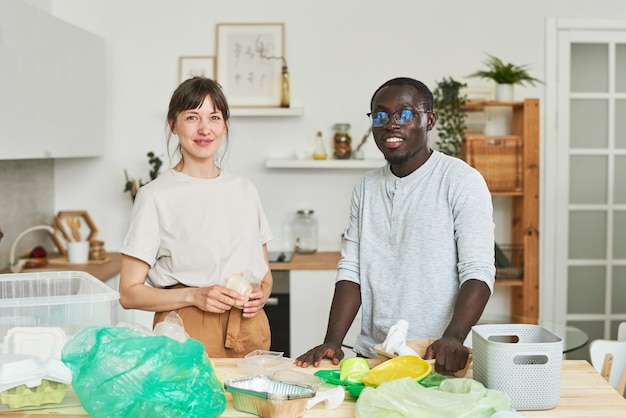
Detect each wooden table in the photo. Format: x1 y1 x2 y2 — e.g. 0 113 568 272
4 360 625 417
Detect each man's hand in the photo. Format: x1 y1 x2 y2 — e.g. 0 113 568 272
294 342 345 368
423 280 489 374
424 336 470 374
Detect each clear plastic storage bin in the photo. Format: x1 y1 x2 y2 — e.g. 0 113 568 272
0 271 119 360
0 271 119 411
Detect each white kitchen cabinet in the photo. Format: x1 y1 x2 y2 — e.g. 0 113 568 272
0 0 105 159
289 270 361 358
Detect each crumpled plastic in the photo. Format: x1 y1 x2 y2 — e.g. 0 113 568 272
339 357 371 384
61 324 226 418
381 319 419 357
355 376 511 418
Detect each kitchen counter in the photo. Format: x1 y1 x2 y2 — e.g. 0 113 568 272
3 360 625 417
269 251 340 271
1 251 336 281
0 252 121 282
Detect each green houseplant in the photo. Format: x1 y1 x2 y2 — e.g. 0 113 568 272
124 151 162 202
468 54 542 86
433 77 467 158
468 54 542 102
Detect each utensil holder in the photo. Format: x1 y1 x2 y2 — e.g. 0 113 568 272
67 241 89 264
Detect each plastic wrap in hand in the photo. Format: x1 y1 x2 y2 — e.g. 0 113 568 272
381 320 419 357
61 326 226 418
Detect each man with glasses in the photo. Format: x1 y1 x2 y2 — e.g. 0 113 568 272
296 77 494 374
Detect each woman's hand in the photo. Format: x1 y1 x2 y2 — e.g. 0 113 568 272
241 286 268 318
192 285 247 313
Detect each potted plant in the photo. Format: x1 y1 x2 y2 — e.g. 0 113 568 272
468 54 542 101
433 77 467 158
123 151 162 202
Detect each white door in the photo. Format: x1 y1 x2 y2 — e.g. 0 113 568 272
545 20 626 356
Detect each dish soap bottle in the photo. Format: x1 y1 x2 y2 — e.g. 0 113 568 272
312 131 327 160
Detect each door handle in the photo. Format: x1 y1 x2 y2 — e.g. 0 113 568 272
265 297 279 306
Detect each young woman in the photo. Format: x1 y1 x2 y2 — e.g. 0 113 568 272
119 77 273 357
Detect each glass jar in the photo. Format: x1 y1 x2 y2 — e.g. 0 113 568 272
293 209 318 254
333 123 352 159
89 240 106 261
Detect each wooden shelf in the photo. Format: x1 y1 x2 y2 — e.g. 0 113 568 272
465 100 526 108
230 107 304 117
464 99 540 320
494 279 524 287
265 158 386 169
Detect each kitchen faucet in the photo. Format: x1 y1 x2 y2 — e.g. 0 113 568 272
9 225 56 273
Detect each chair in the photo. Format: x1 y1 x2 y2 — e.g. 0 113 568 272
589 339 626 397
618 322 626 341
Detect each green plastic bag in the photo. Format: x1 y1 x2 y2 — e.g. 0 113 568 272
355 377 511 418
62 326 226 418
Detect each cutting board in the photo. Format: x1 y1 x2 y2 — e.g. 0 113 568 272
47 256 110 266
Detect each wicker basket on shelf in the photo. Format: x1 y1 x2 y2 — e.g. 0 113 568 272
462 136 523 193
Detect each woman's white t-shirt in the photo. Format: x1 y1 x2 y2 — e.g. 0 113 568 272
120 169 273 288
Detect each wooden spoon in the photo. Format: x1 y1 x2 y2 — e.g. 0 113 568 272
71 217 81 242
65 216 82 242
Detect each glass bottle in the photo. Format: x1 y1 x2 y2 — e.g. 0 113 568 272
89 240 106 261
333 123 352 159
280 65 290 108
312 131 327 160
293 209 318 254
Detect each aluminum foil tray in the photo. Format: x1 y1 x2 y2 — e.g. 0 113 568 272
224 375 315 418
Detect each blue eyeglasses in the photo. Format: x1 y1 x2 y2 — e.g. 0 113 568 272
366 109 431 128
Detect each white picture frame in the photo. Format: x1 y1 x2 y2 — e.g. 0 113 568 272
215 23 285 107
179 56 215 84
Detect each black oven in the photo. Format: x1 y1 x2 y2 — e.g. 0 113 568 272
264 292 290 356
263 269 290 356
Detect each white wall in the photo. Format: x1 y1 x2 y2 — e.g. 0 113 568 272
47 1 626 313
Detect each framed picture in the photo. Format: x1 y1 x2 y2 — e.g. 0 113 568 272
179 56 215 84
216 23 285 107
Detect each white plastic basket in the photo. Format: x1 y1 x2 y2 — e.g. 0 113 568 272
471 324 563 410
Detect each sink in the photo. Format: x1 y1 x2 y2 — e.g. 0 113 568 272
267 251 294 263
